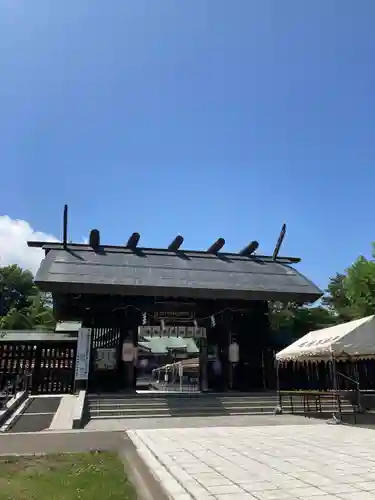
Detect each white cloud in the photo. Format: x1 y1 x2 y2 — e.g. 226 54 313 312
0 215 58 275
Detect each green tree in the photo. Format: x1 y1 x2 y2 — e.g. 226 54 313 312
290 306 337 337
323 273 353 321
0 265 55 330
343 247 375 318
0 265 37 313
22 293 55 330
323 243 375 320
269 301 299 333
269 301 336 341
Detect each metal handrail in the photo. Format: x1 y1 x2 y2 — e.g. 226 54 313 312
336 371 360 389
0 381 14 409
0 372 32 409
336 371 361 414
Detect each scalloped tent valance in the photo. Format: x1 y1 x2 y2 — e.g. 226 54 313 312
276 315 375 363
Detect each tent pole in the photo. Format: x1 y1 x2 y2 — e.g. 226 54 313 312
355 361 362 412
276 360 282 410
261 349 266 390
332 354 342 421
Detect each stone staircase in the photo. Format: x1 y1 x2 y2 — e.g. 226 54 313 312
86 391 355 420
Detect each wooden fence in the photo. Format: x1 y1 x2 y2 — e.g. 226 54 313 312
0 332 77 394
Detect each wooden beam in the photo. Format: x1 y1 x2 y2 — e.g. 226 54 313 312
63 205 68 248
168 235 184 251
89 229 100 248
272 224 287 260
239 240 259 256
207 238 225 254
126 232 140 249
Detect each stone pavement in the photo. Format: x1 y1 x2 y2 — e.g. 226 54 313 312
49 394 77 430
85 413 325 431
128 424 375 499
0 415 318 455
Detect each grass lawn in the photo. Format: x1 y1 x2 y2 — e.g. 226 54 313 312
0 451 137 500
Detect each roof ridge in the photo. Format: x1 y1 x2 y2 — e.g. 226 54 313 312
28 241 300 263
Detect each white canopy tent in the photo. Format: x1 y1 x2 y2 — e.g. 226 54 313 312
276 315 375 363
274 316 375 420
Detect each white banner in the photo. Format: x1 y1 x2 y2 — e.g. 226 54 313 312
138 325 206 339
75 328 92 381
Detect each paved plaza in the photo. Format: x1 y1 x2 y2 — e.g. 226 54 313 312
128 423 375 499
85 414 326 431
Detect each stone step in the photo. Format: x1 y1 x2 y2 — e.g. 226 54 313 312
88 398 279 406
88 394 340 403
89 405 274 414
89 410 278 419
87 392 279 399
87 395 353 404
86 391 355 421
88 404 352 414
87 392 351 401
87 397 279 404
88 402 353 418
88 407 355 419
87 394 352 403
87 399 353 410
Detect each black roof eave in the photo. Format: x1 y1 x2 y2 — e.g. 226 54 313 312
35 280 322 304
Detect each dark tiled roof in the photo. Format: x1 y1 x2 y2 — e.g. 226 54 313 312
34 246 322 302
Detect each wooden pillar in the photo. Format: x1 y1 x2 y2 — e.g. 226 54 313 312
233 301 269 392
206 315 227 392
124 306 141 392
131 326 138 391
221 310 231 391
199 335 208 392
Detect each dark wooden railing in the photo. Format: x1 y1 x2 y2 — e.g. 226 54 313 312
0 339 76 394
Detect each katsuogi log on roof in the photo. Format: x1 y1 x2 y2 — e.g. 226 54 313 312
28 209 322 302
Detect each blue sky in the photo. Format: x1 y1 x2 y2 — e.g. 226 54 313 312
0 1 374 290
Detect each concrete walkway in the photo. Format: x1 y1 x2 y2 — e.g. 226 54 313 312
7 396 62 433
128 424 375 499
49 395 77 430
85 414 325 431
0 414 320 454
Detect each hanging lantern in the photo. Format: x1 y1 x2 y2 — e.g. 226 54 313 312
229 340 240 365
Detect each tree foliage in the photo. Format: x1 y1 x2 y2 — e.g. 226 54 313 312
0 265 55 330
324 244 375 321
323 273 352 320
271 241 375 343
269 301 336 341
